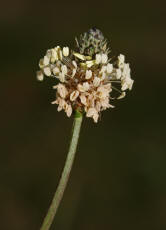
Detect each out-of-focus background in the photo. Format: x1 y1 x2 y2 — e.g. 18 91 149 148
0 0 166 229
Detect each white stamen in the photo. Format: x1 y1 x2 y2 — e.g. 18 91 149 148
37 71 44 81
117 92 126 99
63 47 69 57
116 69 122 79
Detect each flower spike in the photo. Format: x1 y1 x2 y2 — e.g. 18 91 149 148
37 28 134 122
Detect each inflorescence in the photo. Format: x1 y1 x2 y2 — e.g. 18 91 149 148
37 28 134 122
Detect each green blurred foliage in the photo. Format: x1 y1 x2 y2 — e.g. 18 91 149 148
0 0 166 229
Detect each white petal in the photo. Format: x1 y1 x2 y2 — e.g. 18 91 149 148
86 108 99 122
57 84 68 98
129 79 134 90
86 108 96 117
97 85 110 98
78 82 89 92
72 60 77 68
70 90 79 101
85 70 92 79
80 94 87 105
57 105 63 111
122 63 131 78
77 84 84 92
93 77 100 87
100 65 107 73
43 55 50 66
101 54 108 64
93 113 99 123
121 82 128 91
72 68 77 78
59 98 66 108
53 67 60 75
106 63 113 73
95 54 102 64
61 65 68 75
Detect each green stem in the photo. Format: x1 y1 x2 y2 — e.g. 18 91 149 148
40 110 83 230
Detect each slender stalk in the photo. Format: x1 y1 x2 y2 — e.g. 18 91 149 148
40 110 83 230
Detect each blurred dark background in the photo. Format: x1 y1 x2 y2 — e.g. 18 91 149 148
0 0 166 229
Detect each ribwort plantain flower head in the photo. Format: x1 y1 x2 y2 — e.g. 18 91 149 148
36 28 134 122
